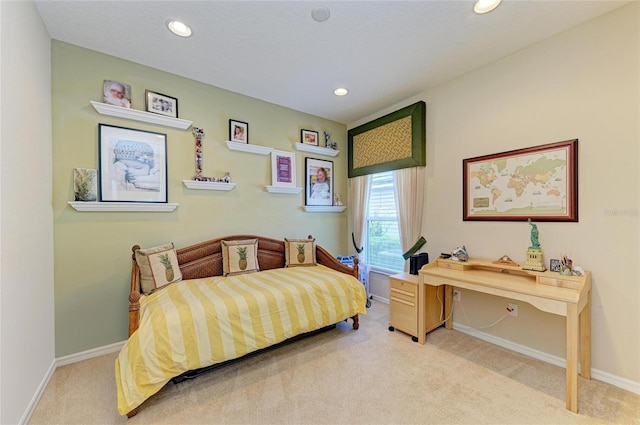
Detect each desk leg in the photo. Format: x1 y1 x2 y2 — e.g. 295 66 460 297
580 291 592 380
418 278 426 345
444 285 453 330
566 303 579 413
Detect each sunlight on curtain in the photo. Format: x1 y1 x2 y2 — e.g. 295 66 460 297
394 167 426 272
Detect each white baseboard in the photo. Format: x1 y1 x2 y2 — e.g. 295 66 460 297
370 294 389 304
19 342 126 424
19 359 56 425
452 322 640 395
56 340 125 367
368 295 640 395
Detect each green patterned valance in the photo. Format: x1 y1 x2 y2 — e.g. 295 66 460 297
348 101 426 178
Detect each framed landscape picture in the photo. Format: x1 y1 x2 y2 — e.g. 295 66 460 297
145 90 178 118
98 124 168 203
463 139 578 221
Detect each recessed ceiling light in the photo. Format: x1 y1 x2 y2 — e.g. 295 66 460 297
311 6 330 22
333 88 349 96
167 20 192 37
474 0 501 14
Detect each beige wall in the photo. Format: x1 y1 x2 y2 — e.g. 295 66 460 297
52 42 348 357
357 3 639 385
1 1 55 423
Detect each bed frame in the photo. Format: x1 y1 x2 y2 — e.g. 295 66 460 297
126 235 360 417
128 234 360 338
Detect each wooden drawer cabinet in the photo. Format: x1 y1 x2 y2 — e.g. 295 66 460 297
389 272 444 342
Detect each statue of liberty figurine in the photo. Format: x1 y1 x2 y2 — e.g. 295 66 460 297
524 218 545 271
528 218 540 249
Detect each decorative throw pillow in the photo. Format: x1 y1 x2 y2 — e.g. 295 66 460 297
222 239 260 276
135 243 182 294
284 238 316 267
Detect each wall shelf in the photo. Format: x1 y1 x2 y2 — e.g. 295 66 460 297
226 141 273 155
68 201 178 212
182 180 235 191
265 186 302 194
303 205 346 213
293 143 339 157
90 101 193 129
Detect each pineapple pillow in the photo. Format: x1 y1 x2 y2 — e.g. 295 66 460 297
221 239 259 276
135 243 182 294
284 238 316 267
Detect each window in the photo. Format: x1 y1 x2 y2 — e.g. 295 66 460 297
364 171 404 273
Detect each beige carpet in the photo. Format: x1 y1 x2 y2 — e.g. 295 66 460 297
30 300 639 425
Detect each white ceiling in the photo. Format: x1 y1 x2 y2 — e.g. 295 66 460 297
35 0 628 125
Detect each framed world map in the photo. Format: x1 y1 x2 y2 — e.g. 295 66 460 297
463 139 578 222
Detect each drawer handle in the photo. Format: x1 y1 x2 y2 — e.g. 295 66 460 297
390 296 415 307
390 287 414 297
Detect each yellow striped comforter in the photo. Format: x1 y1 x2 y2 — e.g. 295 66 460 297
115 264 367 415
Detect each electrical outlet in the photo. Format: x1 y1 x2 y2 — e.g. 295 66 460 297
453 290 461 302
508 303 518 316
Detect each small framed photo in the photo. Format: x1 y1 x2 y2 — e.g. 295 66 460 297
305 157 333 206
229 120 249 143
301 129 319 146
103 80 131 109
271 150 296 188
98 124 168 203
550 259 561 272
145 90 178 118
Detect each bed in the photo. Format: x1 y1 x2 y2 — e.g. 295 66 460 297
115 235 367 417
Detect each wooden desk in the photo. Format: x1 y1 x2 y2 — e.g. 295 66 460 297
418 257 591 413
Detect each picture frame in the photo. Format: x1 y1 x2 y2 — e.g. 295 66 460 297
347 101 425 177
145 90 178 118
301 129 319 146
73 168 97 201
463 139 578 222
229 119 249 143
305 157 333 206
271 150 297 188
103 80 131 109
98 124 168 203
550 259 561 273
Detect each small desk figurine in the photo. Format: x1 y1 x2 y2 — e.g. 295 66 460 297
451 245 469 262
523 218 546 271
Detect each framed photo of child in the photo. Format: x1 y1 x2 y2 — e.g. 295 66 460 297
305 157 333 206
301 129 319 146
98 124 168 203
229 119 249 143
103 80 131 109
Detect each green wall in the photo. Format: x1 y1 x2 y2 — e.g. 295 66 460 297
52 41 348 357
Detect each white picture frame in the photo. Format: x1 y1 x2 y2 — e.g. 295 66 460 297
270 150 296 188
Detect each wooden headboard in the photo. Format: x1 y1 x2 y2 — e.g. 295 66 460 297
128 235 359 336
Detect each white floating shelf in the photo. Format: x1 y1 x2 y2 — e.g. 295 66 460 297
226 141 273 155
69 201 178 212
293 143 339 157
265 186 302 194
90 101 193 129
182 180 235 191
303 205 346 213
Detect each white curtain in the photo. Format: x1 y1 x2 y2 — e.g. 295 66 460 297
394 167 426 272
348 175 371 258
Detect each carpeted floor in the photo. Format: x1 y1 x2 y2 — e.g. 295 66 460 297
29 300 640 424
